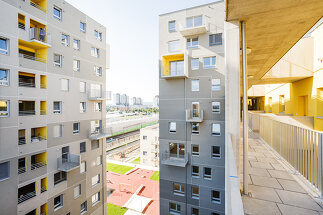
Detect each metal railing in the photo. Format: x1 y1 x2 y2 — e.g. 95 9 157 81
31 161 47 170
18 139 26 145
18 191 36 204
30 1 46 12
19 81 36 88
87 89 105 100
40 110 46 115
186 109 204 122
18 167 26 174
41 186 47 193
19 110 36 116
31 136 46 143
57 154 80 172
40 84 47 89
19 53 46 63
257 114 323 196
18 22 25 30
160 152 188 167
30 27 49 44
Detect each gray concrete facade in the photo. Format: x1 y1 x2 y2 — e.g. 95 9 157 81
0 0 107 214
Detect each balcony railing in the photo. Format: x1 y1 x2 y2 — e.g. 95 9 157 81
186 109 204 122
30 1 46 13
87 89 105 101
30 27 50 45
31 136 46 143
161 152 188 167
18 167 26 174
88 128 110 140
40 110 46 115
57 154 80 172
19 53 46 63
18 138 26 145
41 186 47 193
179 16 208 37
19 110 36 116
19 81 36 88
18 22 25 30
18 191 36 204
31 161 47 170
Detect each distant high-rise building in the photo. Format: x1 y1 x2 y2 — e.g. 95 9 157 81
153 95 159 108
113 93 121 105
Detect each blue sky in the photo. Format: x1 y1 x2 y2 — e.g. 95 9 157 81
66 0 217 102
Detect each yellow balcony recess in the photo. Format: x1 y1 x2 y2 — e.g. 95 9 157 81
18 13 26 30
19 40 47 63
162 54 188 79
40 101 47 115
40 75 47 89
29 19 51 48
31 126 47 142
30 0 47 13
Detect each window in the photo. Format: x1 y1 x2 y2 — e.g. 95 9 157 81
204 57 216 69
186 15 202 28
94 102 102 112
192 208 199 215
53 6 62 20
54 171 66 185
0 100 9 117
169 143 185 158
80 22 86 32
168 40 180 52
96 156 102 166
61 34 70 46
53 125 62 138
192 145 199 156
169 122 176 133
60 79 69 91
212 146 221 158
73 122 80 134
54 54 62 67
80 102 86 113
91 47 99 58
191 58 199 70
0 69 9 86
74 184 81 198
0 38 9 55
192 186 199 200
73 39 80 50
212 102 220 113
191 80 199 92
73 60 80 72
168 20 176 32
80 201 87 214
192 123 199 134
212 79 221 91
94 30 102 41
80 82 86 93
192 102 200 118
212 123 221 136
169 60 184 76
92 192 100 205
54 194 63 210
80 142 86 153
143 151 147 155
0 161 10 180
204 167 212 180
209 33 223 46
80 161 86 173
92 174 100 186
192 165 199 177
212 213 220 215
53 101 62 114
173 183 185 196
143 136 147 140
187 37 198 49
169 202 181 214
94 66 102 76
212 190 220 203
91 140 99 150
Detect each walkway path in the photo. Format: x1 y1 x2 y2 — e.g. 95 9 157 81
241 131 323 215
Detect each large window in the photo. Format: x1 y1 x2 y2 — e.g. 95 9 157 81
168 20 176 32
80 201 87 214
191 80 199 92
203 56 216 69
173 183 185 196
80 102 86 113
61 34 70 46
53 101 62 114
94 30 102 41
0 69 9 86
204 167 212 180
187 37 198 49
80 22 86 32
60 79 69 91
192 165 199 177
91 47 99 58
212 102 220 113
92 192 100 205
0 100 9 117
169 122 176 133
169 202 181 214
212 123 221 136
54 171 66 185
192 186 199 199
169 60 184 76
74 184 81 198
80 82 86 93
73 60 80 72
0 161 10 180
53 125 62 138
209 33 223 46
191 58 199 70
94 66 102 76
73 39 80 50
186 15 202 28
73 122 80 134
168 40 180 52
54 194 63 210
212 79 221 91
0 38 9 55
169 143 185 158
212 146 221 159
91 174 100 186
212 190 221 203
53 6 62 20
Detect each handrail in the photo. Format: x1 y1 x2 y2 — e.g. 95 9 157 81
18 167 26 174
30 1 46 13
57 153 80 172
41 186 47 193
19 81 36 88
31 161 47 170
19 110 36 116
18 139 26 145
18 22 25 30
18 191 36 204
19 53 46 63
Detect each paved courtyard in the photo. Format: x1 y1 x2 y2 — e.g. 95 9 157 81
241 131 323 215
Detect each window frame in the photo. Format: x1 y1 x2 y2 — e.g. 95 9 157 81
169 202 181 214
53 124 62 138
91 174 100 187
80 161 86 173
169 122 176 133
192 144 199 156
203 56 216 69
168 20 176 32
212 101 221 113
61 33 70 46
204 167 212 180
80 102 86 113
191 58 199 70
212 79 221 91
186 15 203 28
212 146 221 159
73 59 80 72
192 186 199 200
94 66 102 76
73 39 80 50
54 194 63 211
94 102 102 112
192 165 199 178
54 171 66 185
191 79 199 92
211 123 221 136
91 47 99 58
80 142 86 153
73 122 80 135
0 37 9 55
60 78 69 91
0 100 9 117
0 161 10 181
53 101 62 114
80 22 86 32
53 6 62 20
211 190 221 204
80 201 87 214
0 68 9 86
74 184 81 199
92 192 100 206
187 37 199 49
80 81 86 93
209 33 223 46
54 54 62 67
173 183 185 196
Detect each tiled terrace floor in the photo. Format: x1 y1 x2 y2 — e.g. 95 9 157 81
241 131 323 215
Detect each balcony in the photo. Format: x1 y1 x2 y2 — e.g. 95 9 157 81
88 128 110 140
88 89 105 101
57 154 80 172
31 127 47 143
19 72 36 88
161 152 188 167
19 100 36 116
30 0 47 13
31 152 47 170
18 182 36 204
186 109 203 122
161 54 188 79
29 27 51 48
179 16 208 37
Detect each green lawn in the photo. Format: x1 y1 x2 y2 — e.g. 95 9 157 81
150 171 159 181
106 163 134 174
131 157 140 164
107 203 127 215
111 121 158 136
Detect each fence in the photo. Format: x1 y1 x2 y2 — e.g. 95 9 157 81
254 113 323 196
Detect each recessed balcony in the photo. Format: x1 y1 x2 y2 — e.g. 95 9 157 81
161 152 188 167
57 154 80 172
161 54 188 79
19 100 36 116
18 182 36 204
186 109 204 122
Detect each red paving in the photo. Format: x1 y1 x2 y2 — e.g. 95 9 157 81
107 168 160 215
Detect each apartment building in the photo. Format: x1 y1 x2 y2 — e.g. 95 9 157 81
0 0 108 214
140 124 159 167
159 2 225 215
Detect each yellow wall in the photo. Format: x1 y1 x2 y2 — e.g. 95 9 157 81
36 126 47 139
37 48 47 62
41 177 47 188
41 203 47 215
162 54 184 76
40 101 47 114
40 75 47 88
36 152 47 163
